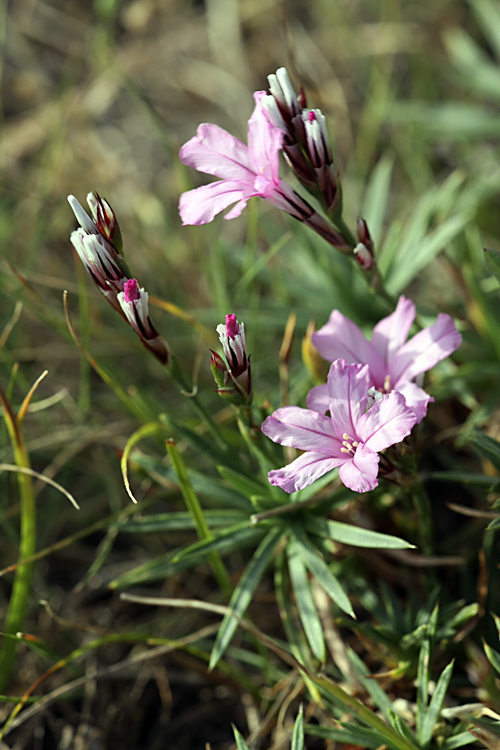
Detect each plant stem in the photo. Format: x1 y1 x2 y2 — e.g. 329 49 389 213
0 385 36 691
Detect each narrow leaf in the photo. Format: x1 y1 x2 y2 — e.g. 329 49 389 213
291 706 304 750
420 660 454 748
209 527 282 669
287 542 326 662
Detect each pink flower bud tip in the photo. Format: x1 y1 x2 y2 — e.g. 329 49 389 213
307 111 316 122
225 313 239 339
124 278 140 303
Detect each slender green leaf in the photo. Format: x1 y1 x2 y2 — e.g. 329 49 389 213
465 428 500 472
173 522 263 562
132 453 253 510
487 515 500 530
287 542 326 662
217 465 270 499
209 527 283 668
347 648 396 722
484 642 500 674
291 706 304 750
305 516 413 549
275 552 312 665
116 510 247 533
361 154 394 248
291 528 354 617
232 727 250 750
441 732 478 749
420 660 454 748
305 722 394 750
416 638 431 740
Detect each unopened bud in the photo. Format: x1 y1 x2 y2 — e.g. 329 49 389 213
213 314 252 405
354 242 375 271
87 192 123 253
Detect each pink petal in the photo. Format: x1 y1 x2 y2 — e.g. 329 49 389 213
261 406 339 453
390 314 462 385
247 92 284 189
326 360 371 440
357 391 417 452
306 383 330 414
338 444 380 493
312 311 385 383
395 381 433 424
179 181 247 225
268 451 344 493
371 296 415 366
179 123 253 180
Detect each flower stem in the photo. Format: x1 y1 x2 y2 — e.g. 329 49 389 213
0 384 36 692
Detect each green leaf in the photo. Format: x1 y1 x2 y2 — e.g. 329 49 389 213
305 516 414 549
419 660 454 749
173 522 263 562
305 722 396 750
209 527 283 669
487 515 500 530
291 528 354 617
347 648 397 722
361 155 394 248
441 732 478 749
275 552 312 666
291 706 304 750
232 727 250 750
287 541 326 662
485 248 500 286
484 642 500 674
217 465 270 499
465 427 500 472
117 510 248 533
132 453 253 510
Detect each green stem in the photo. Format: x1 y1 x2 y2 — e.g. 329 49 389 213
0 387 36 691
167 354 228 452
333 215 357 249
166 440 232 599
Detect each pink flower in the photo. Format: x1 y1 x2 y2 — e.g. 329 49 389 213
310 296 462 422
178 92 350 250
262 359 417 494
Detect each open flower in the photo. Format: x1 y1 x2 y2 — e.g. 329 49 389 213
262 359 417 494
178 92 349 250
309 296 462 422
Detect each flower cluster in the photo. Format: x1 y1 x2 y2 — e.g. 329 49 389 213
68 194 169 364
262 298 462 494
179 77 354 253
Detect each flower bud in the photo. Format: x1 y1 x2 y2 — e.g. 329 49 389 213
212 314 252 405
117 279 169 364
86 192 123 253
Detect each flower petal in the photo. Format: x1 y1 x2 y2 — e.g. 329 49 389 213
268 452 343 493
312 311 385 383
338 444 379 493
306 383 330 414
390 314 462 385
395 381 434 424
357 391 417 452
326 359 371 440
261 406 339 453
371 296 415 366
179 123 253 180
247 91 284 190
179 181 247 225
